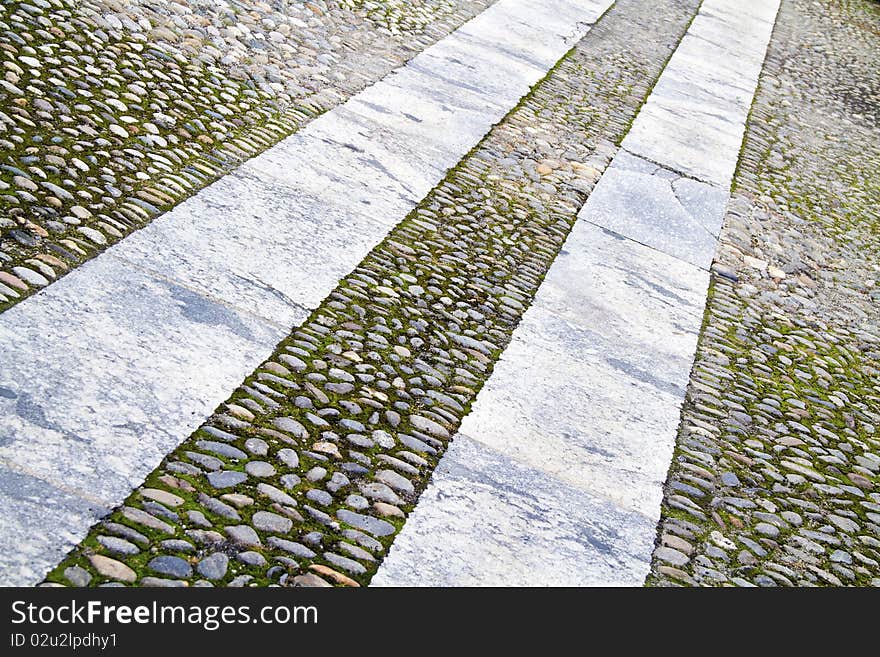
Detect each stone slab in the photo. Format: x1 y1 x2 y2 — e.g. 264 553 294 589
0 258 284 511
449 220 710 512
0 464 107 587
579 158 727 269
621 0 782 187
114 167 389 317
371 434 655 587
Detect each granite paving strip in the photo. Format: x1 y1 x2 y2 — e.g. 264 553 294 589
0 0 496 313
42 0 701 588
649 0 880 587
372 0 781 586
0 0 614 586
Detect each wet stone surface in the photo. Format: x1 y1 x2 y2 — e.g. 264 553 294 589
44 0 699 587
0 0 492 311
649 0 880 587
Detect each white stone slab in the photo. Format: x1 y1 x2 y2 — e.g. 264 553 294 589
340 72 502 171
114 168 390 317
0 0 614 585
579 160 726 269
673 176 729 238
448 338 682 516
242 129 424 229
621 0 781 187
534 222 708 357
411 34 545 108
371 434 655 587
0 259 286 508
456 0 610 69
0 464 107 587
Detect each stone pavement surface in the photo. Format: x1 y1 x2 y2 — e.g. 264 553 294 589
0 0 494 311
1 0 877 589
38 0 685 588
1 0 614 585
372 0 781 586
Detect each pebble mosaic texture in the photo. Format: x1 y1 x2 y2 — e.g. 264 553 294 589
44 0 702 588
649 0 880 587
0 0 492 311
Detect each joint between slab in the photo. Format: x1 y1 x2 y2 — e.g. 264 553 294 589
578 216 715 275
618 147 729 190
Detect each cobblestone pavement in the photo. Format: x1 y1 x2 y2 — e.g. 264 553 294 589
0 0 491 311
42 0 702 588
649 0 880 587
